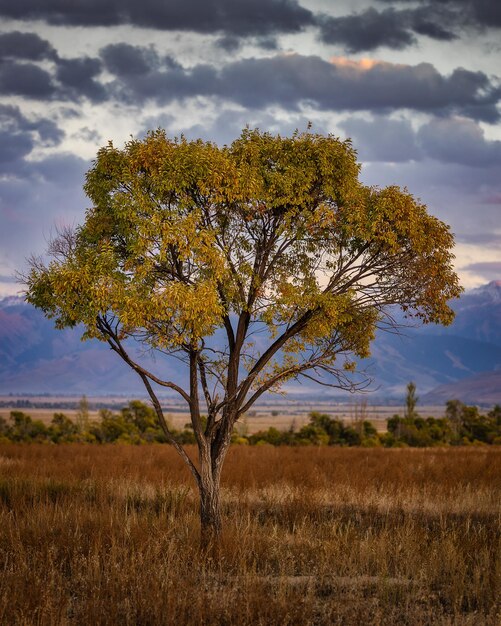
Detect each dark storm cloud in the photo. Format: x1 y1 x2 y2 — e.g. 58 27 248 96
0 47 107 103
223 57 500 121
0 62 56 99
100 43 161 77
103 54 217 104
104 52 500 122
410 11 457 41
0 31 57 61
55 57 106 103
377 0 501 30
317 6 458 52
318 8 417 53
0 0 314 36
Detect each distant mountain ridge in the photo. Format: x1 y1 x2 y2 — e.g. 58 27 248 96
1 281 500 403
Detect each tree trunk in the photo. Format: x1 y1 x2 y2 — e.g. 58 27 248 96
198 447 223 554
199 477 222 552
197 418 233 554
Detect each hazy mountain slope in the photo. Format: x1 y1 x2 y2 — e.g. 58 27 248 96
422 370 501 405
0 281 500 399
366 331 501 396
0 297 180 394
429 280 501 347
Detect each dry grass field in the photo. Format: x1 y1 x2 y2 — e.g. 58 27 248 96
0 444 499 625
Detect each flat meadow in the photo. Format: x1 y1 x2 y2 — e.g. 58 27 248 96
0 444 499 625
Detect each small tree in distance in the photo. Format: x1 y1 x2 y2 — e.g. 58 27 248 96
25 128 462 547
404 381 418 419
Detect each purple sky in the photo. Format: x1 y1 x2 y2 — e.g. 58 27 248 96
0 0 500 296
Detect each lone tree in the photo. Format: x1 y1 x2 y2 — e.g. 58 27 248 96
404 381 419 419
25 128 461 545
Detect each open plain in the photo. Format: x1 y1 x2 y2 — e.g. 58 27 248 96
0 396 449 433
0 444 499 625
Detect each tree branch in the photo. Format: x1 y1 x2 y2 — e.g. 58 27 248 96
96 316 192 406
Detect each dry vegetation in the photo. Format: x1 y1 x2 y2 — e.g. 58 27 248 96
0 444 499 625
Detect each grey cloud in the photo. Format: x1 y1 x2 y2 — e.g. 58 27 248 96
215 36 242 53
0 62 55 99
224 56 499 121
32 119 65 146
0 31 58 61
223 57 499 121
0 43 108 104
106 59 217 104
101 43 160 77
410 13 457 40
0 104 65 146
473 0 501 27
359 158 501 244
26 153 89 185
461 262 501 282
0 131 33 163
340 115 501 167
457 233 501 246
56 57 106 102
254 36 279 51
74 127 101 143
214 34 279 53
0 0 314 36
340 116 421 162
417 117 501 166
0 274 17 283
0 105 64 167
0 153 89 284
102 52 500 121
318 8 416 53
317 6 457 53
377 0 501 30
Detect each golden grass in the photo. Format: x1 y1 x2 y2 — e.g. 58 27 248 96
0 445 500 625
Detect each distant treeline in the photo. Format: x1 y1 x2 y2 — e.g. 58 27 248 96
1 399 500 447
0 398 129 411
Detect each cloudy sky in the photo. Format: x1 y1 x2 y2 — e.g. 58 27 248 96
1 0 500 297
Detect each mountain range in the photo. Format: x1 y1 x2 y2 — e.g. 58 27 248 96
1 281 500 404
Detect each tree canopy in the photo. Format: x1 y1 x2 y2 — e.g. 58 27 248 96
25 128 462 542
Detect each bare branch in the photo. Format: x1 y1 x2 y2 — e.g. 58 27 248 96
138 371 200 485
96 316 192 406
